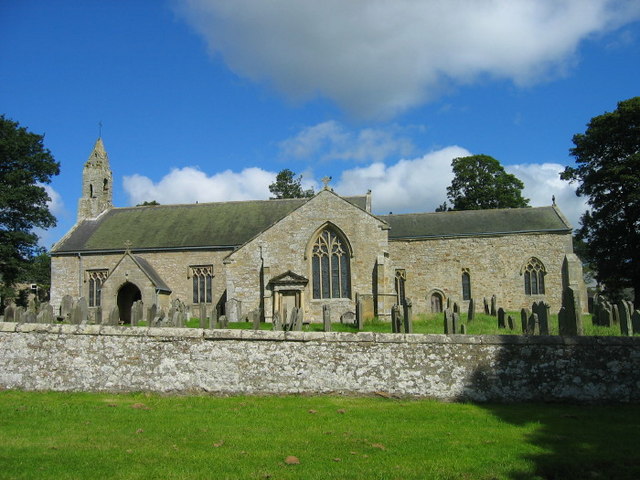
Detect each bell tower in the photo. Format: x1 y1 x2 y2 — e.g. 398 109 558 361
77 138 113 221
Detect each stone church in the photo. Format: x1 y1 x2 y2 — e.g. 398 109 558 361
50 139 586 323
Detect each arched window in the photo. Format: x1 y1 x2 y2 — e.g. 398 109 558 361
462 269 471 301
103 178 109 192
191 265 213 303
311 228 351 299
524 258 546 295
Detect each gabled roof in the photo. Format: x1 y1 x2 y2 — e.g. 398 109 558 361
132 255 171 292
52 195 368 254
379 206 572 240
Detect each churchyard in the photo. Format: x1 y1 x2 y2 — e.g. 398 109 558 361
2 289 637 337
2 390 640 480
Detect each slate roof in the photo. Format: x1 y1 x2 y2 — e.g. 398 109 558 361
132 255 171 292
53 196 368 253
379 206 571 240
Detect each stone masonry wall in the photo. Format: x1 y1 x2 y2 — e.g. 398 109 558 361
1 324 638 402
390 231 574 315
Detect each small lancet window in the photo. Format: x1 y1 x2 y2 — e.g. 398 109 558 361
86 270 108 307
524 258 546 295
89 184 94 198
311 228 351 299
103 178 109 192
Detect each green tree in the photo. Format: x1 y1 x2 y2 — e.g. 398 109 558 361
561 97 640 304
268 169 314 199
0 115 59 302
446 155 529 210
136 200 160 206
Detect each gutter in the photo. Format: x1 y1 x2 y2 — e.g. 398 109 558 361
388 228 572 241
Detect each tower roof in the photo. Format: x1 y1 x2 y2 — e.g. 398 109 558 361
85 137 109 167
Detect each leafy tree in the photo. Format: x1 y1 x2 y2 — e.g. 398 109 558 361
0 115 59 303
268 169 314 199
137 200 160 206
435 201 450 212
446 155 529 210
561 97 640 304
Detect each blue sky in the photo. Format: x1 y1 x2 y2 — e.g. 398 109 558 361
1 0 639 248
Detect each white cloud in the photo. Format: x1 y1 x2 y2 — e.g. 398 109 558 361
177 0 640 118
42 184 64 217
279 120 415 163
507 163 587 229
335 146 471 214
123 166 276 205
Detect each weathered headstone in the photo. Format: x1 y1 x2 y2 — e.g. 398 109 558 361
4 303 15 322
443 308 453 334
507 315 514 330
533 301 551 335
219 314 228 329
632 310 640 335
70 302 83 325
392 304 403 333
15 306 26 324
521 308 531 334
403 298 413 334
618 300 633 336
612 304 620 326
208 309 218 329
294 307 304 331
147 304 157 326
460 323 467 334
131 300 143 326
497 308 506 329
558 286 583 335
199 304 208 329
490 295 497 317
452 312 460 334
452 302 460 314
528 313 538 335
355 296 364 330
60 295 74 321
37 302 54 324
272 312 281 331
27 297 38 313
172 310 182 328
24 310 37 324
467 298 475 322
340 311 355 326
483 297 490 315
251 309 261 330
323 304 331 332
94 306 103 325
109 305 120 326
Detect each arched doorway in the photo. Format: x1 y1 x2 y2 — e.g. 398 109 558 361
117 282 141 324
430 292 444 313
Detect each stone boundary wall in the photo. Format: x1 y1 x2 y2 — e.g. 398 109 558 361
1 323 639 403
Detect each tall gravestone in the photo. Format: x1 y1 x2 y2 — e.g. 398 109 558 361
403 298 413 334
37 303 54 324
467 298 475 322
272 312 282 331
507 315 514 330
497 308 506 329
443 308 453 334
109 305 120 326
4 303 15 322
490 295 497 317
612 304 620 326
392 304 403 333
483 297 490 315
558 286 583 335
356 296 364 330
60 295 74 322
452 312 460 334
199 304 208 328
520 308 531 334
322 304 331 332
618 300 633 336
147 304 157 326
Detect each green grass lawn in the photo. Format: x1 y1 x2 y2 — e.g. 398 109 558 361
183 312 625 336
1 391 639 479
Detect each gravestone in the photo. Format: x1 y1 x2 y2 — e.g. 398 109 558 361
109 305 120 326
521 308 531 334
355 296 364 330
37 303 54 324
27 297 37 313
460 323 466 334
483 297 490 315
208 309 218 329
15 306 25 324
618 300 633 336
293 308 304 331
507 315 514 330
632 310 640 335
219 315 228 329
612 304 620 326
251 309 261 330
453 302 460 314
60 295 74 321
490 295 497 317
340 311 355 326
70 302 83 325
392 304 403 333
497 308 506 329
24 311 37 323
199 304 208 329
147 304 157 326
467 298 475 322
528 313 538 335
172 310 182 328
558 286 583 335
131 300 143 326
272 312 282 331
533 301 551 335
94 306 103 325
4 303 15 322
403 298 413 334
323 304 331 332
443 308 454 334
77 297 89 324
452 312 460 334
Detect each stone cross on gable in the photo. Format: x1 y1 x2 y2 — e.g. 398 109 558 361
321 176 332 190
124 239 132 252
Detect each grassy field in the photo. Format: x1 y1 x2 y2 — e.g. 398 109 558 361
1 390 639 479
184 312 623 336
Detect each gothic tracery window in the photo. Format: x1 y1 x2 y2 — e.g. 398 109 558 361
524 258 546 295
87 269 108 307
191 265 213 303
311 228 351 299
